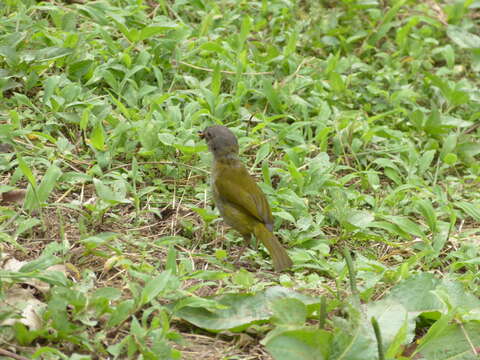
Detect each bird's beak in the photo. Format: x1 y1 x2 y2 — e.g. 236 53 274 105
198 130 205 139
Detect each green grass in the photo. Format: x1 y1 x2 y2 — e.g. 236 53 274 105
1 0 480 359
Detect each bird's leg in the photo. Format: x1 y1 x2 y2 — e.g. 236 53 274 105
234 234 251 263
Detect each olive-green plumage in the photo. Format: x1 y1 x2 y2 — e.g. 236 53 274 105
200 125 292 272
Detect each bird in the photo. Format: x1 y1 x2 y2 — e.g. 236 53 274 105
199 125 293 271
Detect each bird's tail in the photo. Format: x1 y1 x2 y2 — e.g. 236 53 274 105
254 224 293 272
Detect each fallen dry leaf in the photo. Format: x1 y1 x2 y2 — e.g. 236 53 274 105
0 189 26 205
1 286 45 330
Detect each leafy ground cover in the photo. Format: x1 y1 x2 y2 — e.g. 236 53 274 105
1 0 480 359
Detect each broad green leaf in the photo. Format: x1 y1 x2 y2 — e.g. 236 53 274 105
80 232 119 250
347 210 374 229
43 75 61 104
92 287 122 301
409 109 424 129
417 322 480 360
384 273 443 312
158 132 176 146
80 107 91 131
175 287 318 332
93 179 129 204
418 149 436 174
107 300 135 328
382 215 424 238
329 71 345 93
140 270 172 305
455 201 480 222
271 298 307 326
17 154 37 188
15 217 41 237
33 271 70 287
284 30 298 57
199 11 214 37
385 313 410 358
89 121 105 151
266 328 332 360
366 299 414 351
447 26 480 49
263 79 282 113
139 24 178 41
21 47 72 62
369 221 411 240
415 199 437 233
369 0 407 45
211 63 221 97
129 316 145 338
238 16 252 51
19 254 60 272
439 133 457 160
36 164 62 204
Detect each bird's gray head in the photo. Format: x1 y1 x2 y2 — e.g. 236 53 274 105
200 125 239 159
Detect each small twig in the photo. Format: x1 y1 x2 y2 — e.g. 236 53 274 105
279 58 312 86
55 186 75 203
176 60 274 76
104 268 126 284
458 321 479 356
80 182 85 205
457 219 464 236
13 139 88 173
126 221 163 232
463 121 480 135
164 0 186 24
171 170 191 235
0 348 30 360
107 161 208 174
175 244 197 269
426 0 448 26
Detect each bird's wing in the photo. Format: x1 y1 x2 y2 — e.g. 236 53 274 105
214 164 274 231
